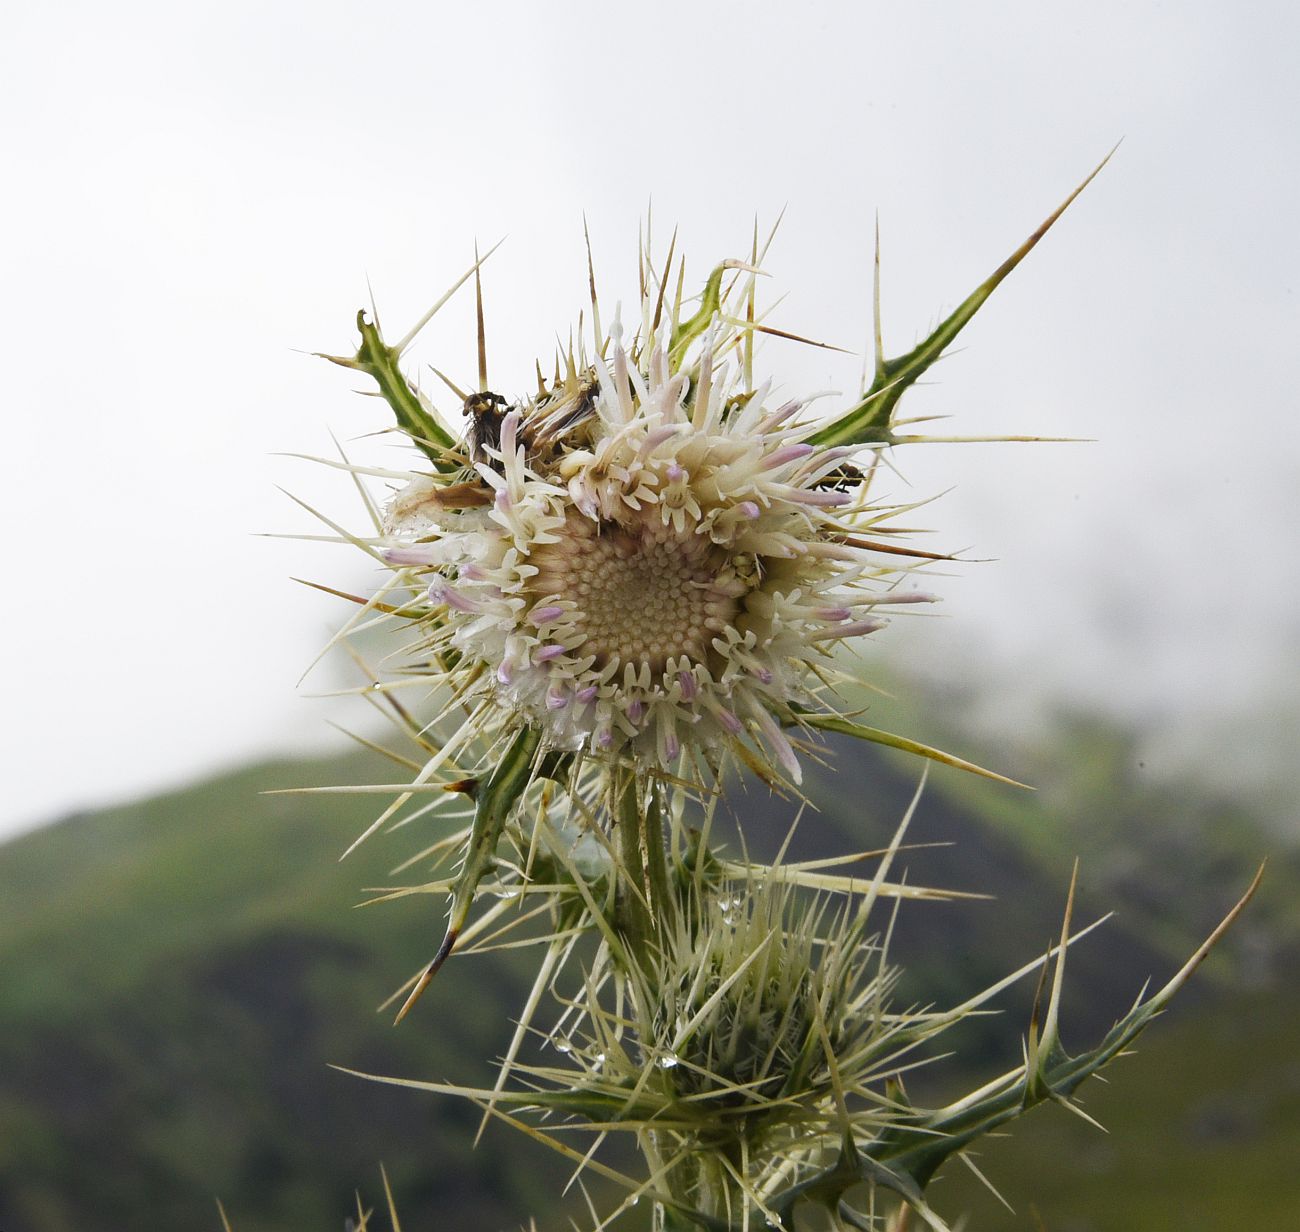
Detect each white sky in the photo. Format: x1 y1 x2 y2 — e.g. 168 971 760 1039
3 1 1297 838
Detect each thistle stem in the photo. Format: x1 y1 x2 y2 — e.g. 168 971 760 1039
614 771 654 956
642 783 675 933
614 771 680 979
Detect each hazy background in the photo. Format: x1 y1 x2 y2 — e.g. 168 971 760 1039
3 0 1297 839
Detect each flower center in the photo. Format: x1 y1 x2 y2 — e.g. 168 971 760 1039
528 512 741 676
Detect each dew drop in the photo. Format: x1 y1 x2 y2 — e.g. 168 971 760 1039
552 1037 572 1054
656 1051 680 1070
719 893 744 926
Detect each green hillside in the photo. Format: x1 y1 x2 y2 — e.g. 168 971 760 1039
0 705 1295 1230
0 753 567 1231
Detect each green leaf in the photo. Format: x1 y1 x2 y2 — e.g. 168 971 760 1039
866 863 1264 1188
318 310 458 465
393 725 543 1022
808 149 1115 449
670 261 741 361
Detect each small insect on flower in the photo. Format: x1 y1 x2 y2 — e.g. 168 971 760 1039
463 389 511 465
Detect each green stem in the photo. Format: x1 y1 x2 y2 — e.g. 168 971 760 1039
642 784 675 933
614 772 653 958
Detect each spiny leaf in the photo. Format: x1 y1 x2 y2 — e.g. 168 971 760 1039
393 725 543 1022
318 310 458 465
861 863 1263 1188
808 149 1115 449
669 260 749 361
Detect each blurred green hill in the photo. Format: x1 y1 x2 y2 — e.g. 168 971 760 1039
0 696 1295 1231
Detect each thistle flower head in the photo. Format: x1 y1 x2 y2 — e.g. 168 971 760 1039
375 257 933 795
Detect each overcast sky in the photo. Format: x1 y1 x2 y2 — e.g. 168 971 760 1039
3 1 1296 839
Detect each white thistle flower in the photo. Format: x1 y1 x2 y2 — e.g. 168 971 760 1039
374 274 936 790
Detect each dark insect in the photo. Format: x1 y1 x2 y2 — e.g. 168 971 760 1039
465 373 600 472
538 371 600 445
516 371 603 460
814 460 870 493
463 390 511 465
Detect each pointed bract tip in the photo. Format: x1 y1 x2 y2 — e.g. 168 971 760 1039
393 929 459 1024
